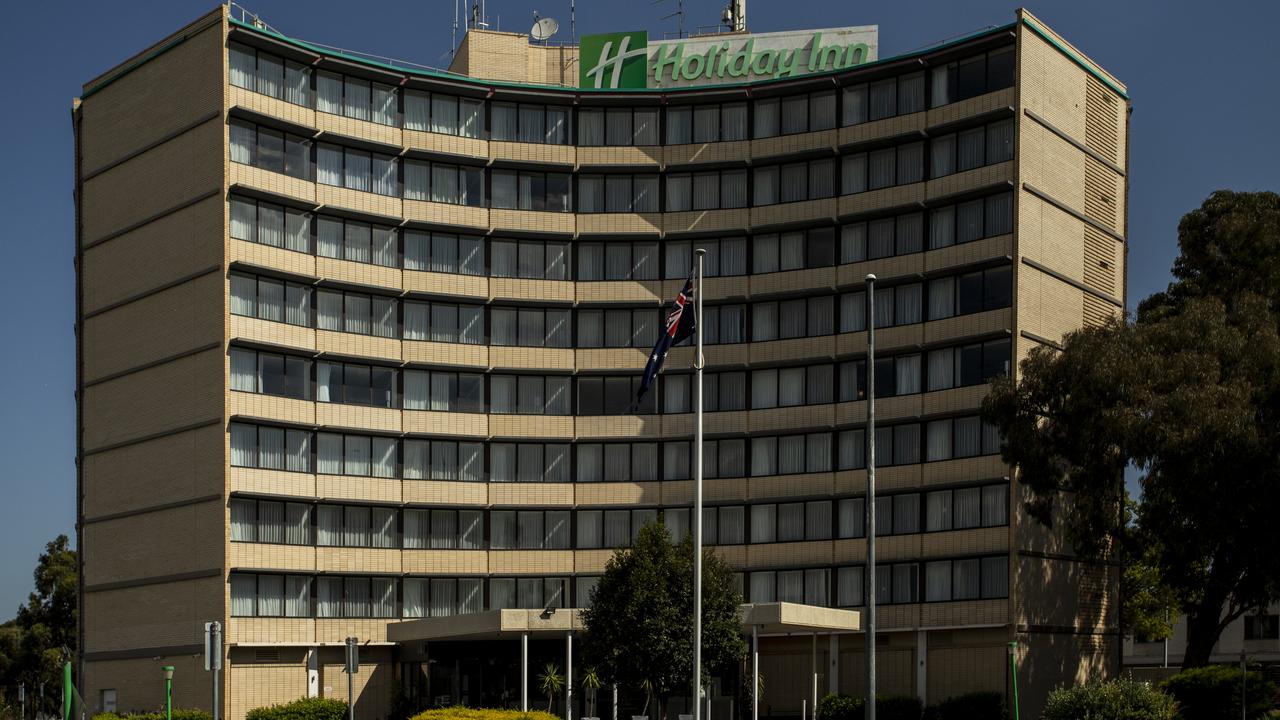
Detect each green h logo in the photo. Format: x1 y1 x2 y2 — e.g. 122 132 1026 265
580 31 648 89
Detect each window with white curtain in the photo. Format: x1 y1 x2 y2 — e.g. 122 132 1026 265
842 153 867 194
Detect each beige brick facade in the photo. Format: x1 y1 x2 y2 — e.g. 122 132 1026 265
76 7 1125 719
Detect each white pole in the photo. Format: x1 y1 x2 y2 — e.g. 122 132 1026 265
567 633 574 720
865 273 877 720
522 633 529 712
613 684 618 720
811 633 817 720
693 248 706 720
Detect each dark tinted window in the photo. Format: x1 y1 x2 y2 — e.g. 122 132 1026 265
957 56 987 100
984 266 1012 310
987 47 1016 90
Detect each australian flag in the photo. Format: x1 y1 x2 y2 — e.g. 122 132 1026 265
635 274 697 408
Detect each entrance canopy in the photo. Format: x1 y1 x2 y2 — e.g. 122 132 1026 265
386 602 859 643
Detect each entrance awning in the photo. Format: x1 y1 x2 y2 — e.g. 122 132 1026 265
386 601 859 643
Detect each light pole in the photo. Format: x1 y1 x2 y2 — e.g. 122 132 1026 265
162 666 175 720
865 273 877 720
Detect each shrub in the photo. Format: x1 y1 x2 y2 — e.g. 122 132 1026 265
94 711 212 720
814 694 921 720
246 698 348 720
408 708 559 720
923 691 1005 720
1041 678 1178 720
1160 665 1276 720
817 694 862 720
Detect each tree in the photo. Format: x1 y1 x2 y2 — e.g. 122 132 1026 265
0 536 78 706
580 667 602 719
582 522 746 720
983 191 1280 668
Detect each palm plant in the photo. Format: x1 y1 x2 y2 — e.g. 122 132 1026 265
581 666 603 717
539 662 565 712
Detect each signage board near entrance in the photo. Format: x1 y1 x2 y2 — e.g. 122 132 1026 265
580 26 878 89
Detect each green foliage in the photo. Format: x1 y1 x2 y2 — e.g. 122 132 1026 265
922 691 1005 720
816 693 861 720
0 536 78 710
983 191 1280 667
581 522 746 715
409 709 558 720
814 694 921 720
537 662 564 711
245 697 348 720
93 711 212 720
1160 665 1276 720
1040 679 1178 720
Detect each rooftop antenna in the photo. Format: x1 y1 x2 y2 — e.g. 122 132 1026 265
570 0 576 42
653 0 685 39
452 0 459 56
722 0 746 32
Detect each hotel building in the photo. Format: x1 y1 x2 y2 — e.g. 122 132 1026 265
73 5 1128 719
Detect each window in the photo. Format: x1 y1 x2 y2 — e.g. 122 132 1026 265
926 484 1009 531
664 170 748 211
229 197 312 253
750 433 834 476
755 91 836 137
926 338 1011 391
315 360 395 408
927 266 1012 320
579 107 660 146
491 170 572 212
923 555 1009 601
578 174 660 213
490 307 572 348
402 370 482 413
1245 614 1280 640
929 119 1015 179
230 423 312 472
403 90 484 138
930 47 1016 108
401 300 484 344
230 573 314 617
230 348 310 400
402 159 484 206
489 375 571 415
576 376 654 415
752 159 833 205
488 239 569 280
230 273 311 327
402 230 485 275
229 120 311 180
491 102 571 144
577 308 659 349
229 43 312 108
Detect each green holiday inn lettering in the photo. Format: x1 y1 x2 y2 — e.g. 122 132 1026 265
579 28 876 89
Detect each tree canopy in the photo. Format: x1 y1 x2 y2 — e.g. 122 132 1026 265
983 190 1280 667
582 522 745 719
0 535 78 712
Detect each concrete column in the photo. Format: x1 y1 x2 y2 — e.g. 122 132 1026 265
828 635 839 696
522 633 529 712
915 630 927 705
811 633 818 720
307 648 319 698
751 626 759 720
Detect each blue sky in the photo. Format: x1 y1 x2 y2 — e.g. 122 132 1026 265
0 0 1276 617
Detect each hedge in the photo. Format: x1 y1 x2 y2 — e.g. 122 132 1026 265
815 693 921 720
922 691 1005 720
1041 679 1178 720
246 698 348 720
408 708 559 720
1160 665 1276 720
93 711 212 720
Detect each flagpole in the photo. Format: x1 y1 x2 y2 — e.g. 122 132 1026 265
693 248 706 720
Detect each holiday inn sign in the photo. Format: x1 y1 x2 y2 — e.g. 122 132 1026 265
579 26 879 89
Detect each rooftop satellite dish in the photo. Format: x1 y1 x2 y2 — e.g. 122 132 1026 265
531 16 560 41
